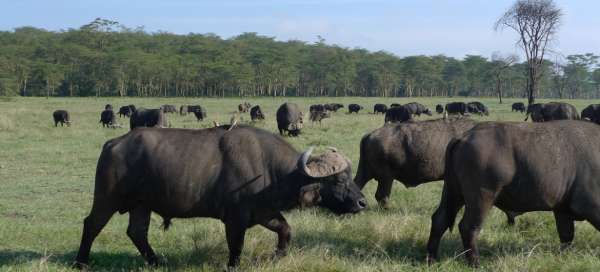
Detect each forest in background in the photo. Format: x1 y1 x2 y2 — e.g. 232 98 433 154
0 18 599 99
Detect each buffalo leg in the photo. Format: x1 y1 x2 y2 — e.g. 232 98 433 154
225 220 247 267
426 184 464 263
74 206 116 268
260 213 291 258
127 207 158 265
458 196 493 267
374 178 393 208
553 211 574 250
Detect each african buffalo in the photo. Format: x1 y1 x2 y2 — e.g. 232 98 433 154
324 103 344 112
276 103 303 136
105 104 113 111
238 102 251 113
384 105 412 123
74 126 366 269
405 102 432 117
581 104 600 124
445 102 467 115
373 104 388 114
53 110 71 127
99 110 118 128
192 106 207 121
525 102 579 122
309 110 331 125
309 104 326 113
466 101 489 116
130 108 168 130
250 105 265 121
427 121 600 267
390 103 401 108
435 104 444 114
161 105 177 114
511 102 525 113
118 105 136 118
348 104 363 114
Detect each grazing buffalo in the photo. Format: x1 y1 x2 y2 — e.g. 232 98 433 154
250 105 265 121
99 110 118 128
525 102 579 122
130 108 168 130
324 103 344 112
348 104 363 114
373 104 388 114
238 102 252 113
511 102 525 113
390 103 401 108
427 121 600 266
309 104 326 113
309 110 331 125
445 102 467 116
161 105 177 114
74 126 366 269
192 106 207 121
405 102 432 117
187 105 202 114
435 104 444 114
276 103 303 136
52 110 71 127
581 104 600 124
118 105 136 118
466 101 489 116
384 105 412 123
105 104 113 111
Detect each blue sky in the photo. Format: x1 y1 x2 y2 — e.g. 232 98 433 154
1 0 598 59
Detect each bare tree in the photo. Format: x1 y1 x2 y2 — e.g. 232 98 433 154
491 52 518 104
495 0 561 105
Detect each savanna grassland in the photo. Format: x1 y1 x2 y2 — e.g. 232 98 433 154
2 96 600 272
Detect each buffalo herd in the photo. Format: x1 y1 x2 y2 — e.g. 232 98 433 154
44 99 600 269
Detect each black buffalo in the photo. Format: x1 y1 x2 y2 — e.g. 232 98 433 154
384 105 412 123
105 104 113 111
405 102 432 117
53 110 71 127
427 121 600 266
348 104 363 114
99 110 118 128
250 105 265 121
373 104 388 114
192 106 207 121
74 126 366 269
511 102 525 113
390 103 401 108
118 105 136 118
161 105 177 114
466 101 489 116
324 103 344 112
525 102 580 122
130 108 168 130
435 104 444 114
581 104 600 124
445 102 467 115
276 103 303 136
309 104 326 113
309 110 331 125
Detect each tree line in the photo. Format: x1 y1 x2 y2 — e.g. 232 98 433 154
0 18 599 99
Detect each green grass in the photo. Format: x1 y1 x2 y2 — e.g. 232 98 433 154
1 96 600 272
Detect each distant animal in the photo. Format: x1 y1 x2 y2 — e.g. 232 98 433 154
250 105 265 121
99 110 118 128
445 102 468 116
384 105 412 123
192 106 207 121
187 105 202 114
435 104 444 114
511 102 526 113
276 103 303 136
130 108 168 130
390 103 401 108
105 104 113 111
179 105 188 115
427 121 600 266
52 110 71 127
324 103 344 112
525 102 579 122
310 104 326 113
404 102 432 117
373 104 388 114
348 104 363 114
238 102 252 113
73 126 366 269
466 101 489 116
309 110 331 125
118 105 136 118
161 105 177 114
581 104 600 124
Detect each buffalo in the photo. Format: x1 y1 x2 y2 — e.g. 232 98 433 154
445 102 467 116
192 106 207 121
511 102 525 113
118 105 136 118
466 101 489 116
581 104 600 124
161 105 177 114
238 102 251 113
390 103 401 108
525 102 579 122
276 103 303 136
99 110 118 128
435 104 444 114
324 103 344 112
250 105 265 121
309 104 326 113
105 104 113 111
348 104 363 114
373 104 388 114
52 110 71 127
309 110 331 125
427 121 600 266
405 102 432 117
130 108 168 130
74 126 366 269
384 105 412 123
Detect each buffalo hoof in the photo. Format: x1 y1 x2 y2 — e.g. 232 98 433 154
272 249 288 260
377 199 391 209
559 242 573 251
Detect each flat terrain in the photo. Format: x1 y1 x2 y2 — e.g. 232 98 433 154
1 96 600 271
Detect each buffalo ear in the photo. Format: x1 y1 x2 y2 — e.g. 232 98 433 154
299 184 321 208
297 147 349 178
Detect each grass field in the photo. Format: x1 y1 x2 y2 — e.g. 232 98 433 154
2 96 600 272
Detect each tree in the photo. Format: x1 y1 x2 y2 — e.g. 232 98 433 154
495 0 562 105
491 52 518 103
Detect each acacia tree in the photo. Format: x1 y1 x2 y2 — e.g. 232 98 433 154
495 0 561 105
491 52 518 103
